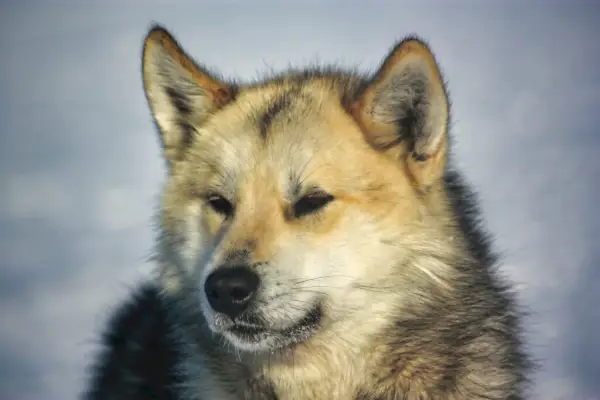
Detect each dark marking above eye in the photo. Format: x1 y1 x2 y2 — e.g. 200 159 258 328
258 87 307 139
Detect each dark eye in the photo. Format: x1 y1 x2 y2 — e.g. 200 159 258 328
293 191 334 218
206 193 234 217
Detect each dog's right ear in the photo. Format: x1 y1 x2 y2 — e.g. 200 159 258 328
351 37 450 191
142 25 235 165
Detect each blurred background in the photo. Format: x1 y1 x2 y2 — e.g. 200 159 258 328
1 1 599 399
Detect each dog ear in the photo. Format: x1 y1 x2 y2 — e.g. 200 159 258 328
141 25 235 165
352 37 450 190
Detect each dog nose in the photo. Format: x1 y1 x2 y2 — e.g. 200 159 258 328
204 266 260 319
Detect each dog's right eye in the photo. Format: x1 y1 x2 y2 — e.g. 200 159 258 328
206 194 234 217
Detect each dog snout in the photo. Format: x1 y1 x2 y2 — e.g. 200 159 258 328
204 266 260 319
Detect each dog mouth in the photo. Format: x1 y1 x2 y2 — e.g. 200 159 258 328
223 303 323 350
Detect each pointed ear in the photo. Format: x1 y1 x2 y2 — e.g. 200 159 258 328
352 37 450 189
141 25 235 164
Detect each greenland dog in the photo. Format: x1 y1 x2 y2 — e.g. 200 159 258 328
83 24 530 400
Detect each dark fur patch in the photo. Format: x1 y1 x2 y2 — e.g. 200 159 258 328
258 88 299 139
166 86 192 116
81 283 180 400
372 67 428 150
178 120 195 149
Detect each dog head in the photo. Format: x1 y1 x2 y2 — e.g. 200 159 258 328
142 26 452 352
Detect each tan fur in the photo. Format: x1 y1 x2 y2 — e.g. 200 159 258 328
141 25 529 399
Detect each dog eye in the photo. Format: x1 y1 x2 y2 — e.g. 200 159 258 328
293 191 334 218
206 193 234 217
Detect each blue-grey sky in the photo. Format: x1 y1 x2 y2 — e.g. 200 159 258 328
1 2 599 399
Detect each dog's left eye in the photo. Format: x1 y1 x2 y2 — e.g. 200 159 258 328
293 191 334 218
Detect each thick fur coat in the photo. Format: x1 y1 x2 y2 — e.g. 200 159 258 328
82 25 531 399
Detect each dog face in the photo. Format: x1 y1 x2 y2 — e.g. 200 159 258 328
142 27 451 352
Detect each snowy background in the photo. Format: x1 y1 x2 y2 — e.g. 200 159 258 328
1 2 599 399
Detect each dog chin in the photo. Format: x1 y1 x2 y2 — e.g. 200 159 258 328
209 303 324 353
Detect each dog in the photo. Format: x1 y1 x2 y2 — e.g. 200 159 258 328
82 24 531 399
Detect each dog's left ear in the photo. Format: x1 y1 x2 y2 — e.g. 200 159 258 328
352 38 450 189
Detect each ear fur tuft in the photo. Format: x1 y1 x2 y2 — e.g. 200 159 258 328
141 25 235 164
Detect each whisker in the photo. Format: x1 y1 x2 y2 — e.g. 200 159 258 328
290 274 356 286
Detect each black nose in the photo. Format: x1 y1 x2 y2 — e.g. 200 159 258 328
204 266 260 319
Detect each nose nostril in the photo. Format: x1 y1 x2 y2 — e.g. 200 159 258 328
230 286 250 301
208 289 220 300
